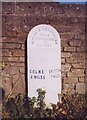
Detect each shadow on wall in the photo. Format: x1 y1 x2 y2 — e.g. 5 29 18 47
0 87 5 102
25 39 28 95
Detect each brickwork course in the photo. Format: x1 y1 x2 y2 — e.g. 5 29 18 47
1 2 86 97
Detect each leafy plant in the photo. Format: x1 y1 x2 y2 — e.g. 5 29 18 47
36 88 46 118
2 88 87 119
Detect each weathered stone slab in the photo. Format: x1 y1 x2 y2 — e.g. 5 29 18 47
27 24 61 106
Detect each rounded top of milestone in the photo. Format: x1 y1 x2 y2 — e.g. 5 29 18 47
28 24 60 48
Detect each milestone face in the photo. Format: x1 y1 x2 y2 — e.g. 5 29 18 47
27 24 61 106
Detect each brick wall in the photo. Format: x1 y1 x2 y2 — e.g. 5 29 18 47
85 4 87 93
1 2 86 97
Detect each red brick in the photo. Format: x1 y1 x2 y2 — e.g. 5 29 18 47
77 46 85 52
19 57 25 62
2 57 19 62
69 40 82 47
2 43 20 49
12 50 24 57
5 31 17 37
72 63 85 69
21 44 25 50
76 83 85 94
64 77 78 84
61 52 71 58
61 40 69 47
12 74 25 96
61 47 64 52
19 67 25 74
63 84 69 93
17 32 28 38
2 2 16 14
12 74 20 86
71 68 84 74
60 33 74 39
2 15 17 28
11 63 25 67
71 53 85 60
56 25 72 33
79 77 85 83
61 64 71 72
64 47 76 52
67 57 85 64
2 37 25 43
2 76 13 96
0 43 2 49
61 58 65 64
75 34 85 40
66 58 77 64
61 72 67 78
67 71 85 77
70 24 85 34
0 38 2 42
2 50 11 56
2 66 19 76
